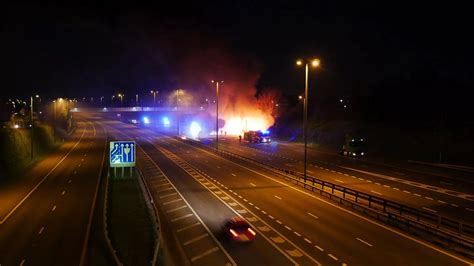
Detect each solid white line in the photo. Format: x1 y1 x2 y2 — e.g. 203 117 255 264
171 213 194 222
52 205 56 212
371 190 382 196
177 222 201 232
183 233 209 246
0 125 87 224
315 245 324 252
39 226 44 234
307 212 319 219
191 247 219 262
274 195 282 200
159 192 177 198
166 205 188 213
422 207 438 213
328 254 338 261
356 237 373 247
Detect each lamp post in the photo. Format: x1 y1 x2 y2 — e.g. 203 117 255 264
296 58 320 183
118 93 124 108
30 94 39 159
212 80 223 150
111 95 115 106
150 90 158 105
176 89 181 135
100 96 104 106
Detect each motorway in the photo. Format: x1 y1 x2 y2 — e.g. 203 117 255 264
96 115 473 265
0 117 107 265
203 137 474 224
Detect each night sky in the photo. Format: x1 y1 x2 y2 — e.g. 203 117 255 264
3 1 473 123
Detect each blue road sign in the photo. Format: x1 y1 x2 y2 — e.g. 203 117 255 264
109 141 136 167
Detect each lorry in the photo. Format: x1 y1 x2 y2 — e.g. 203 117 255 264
243 130 271 143
340 136 366 157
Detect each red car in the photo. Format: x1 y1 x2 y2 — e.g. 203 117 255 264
223 217 256 242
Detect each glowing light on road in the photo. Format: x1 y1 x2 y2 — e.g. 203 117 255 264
162 117 170 127
190 121 202 139
142 116 150 124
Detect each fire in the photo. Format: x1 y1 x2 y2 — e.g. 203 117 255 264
223 116 273 135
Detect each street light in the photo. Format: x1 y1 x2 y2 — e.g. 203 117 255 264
30 94 39 159
118 93 124 108
296 58 320 183
176 89 182 135
111 95 115 106
212 80 224 150
150 90 158 105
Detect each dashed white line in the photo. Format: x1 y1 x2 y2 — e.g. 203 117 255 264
231 173 237 177
425 197 434 200
328 254 338 261
451 204 459 207
38 226 44 235
334 179 344 183
356 237 373 247
52 205 56 212
250 183 256 187
304 238 312 244
284 225 292 230
276 220 282 224
414 193 421 197
274 195 282 200
371 190 382 196
375 182 381 185
268 215 274 219
315 245 324 252
422 207 437 213
393 187 400 190
437 200 446 204
61 190 66 195
403 190 411 194
466 208 474 212
294 232 302 237
383 185 390 188
20 259 26 266
307 212 319 219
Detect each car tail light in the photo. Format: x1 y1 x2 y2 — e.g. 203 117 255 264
230 229 239 237
247 228 256 236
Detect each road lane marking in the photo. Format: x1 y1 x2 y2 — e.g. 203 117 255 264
171 213 194 222
307 212 319 219
39 226 44 234
250 183 256 187
276 220 282 224
0 125 87 224
304 238 312 244
438 200 446 204
334 179 344 183
268 215 274 219
403 190 411 193
425 197 434 200
294 232 302 237
159 192 177 198
422 207 437 213
356 237 373 247
284 225 292 230
466 208 474 212
177 222 201 232
370 190 382 196
20 259 26 266
393 187 400 190
274 195 282 200
52 206 56 212
61 190 66 195
414 193 421 197
328 254 338 261
68 179 72 183
451 204 459 207
166 205 188 213
315 245 324 252
231 173 237 176
375 182 381 185
183 233 209 246
191 247 219 262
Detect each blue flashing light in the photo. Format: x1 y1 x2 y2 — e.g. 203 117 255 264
261 130 270 135
163 117 170 126
142 116 150 124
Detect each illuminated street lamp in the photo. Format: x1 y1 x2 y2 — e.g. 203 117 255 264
150 90 158 105
30 94 39 159
212 80 224 150
296 58 320 183
118 93 124 107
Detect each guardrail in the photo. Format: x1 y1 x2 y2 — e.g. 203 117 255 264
136 167 162 266
103 170 123 265
179 138 474 254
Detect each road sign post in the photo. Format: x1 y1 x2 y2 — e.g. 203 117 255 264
109 141 136 178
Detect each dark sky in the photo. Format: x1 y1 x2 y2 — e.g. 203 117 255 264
2 1 473 112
